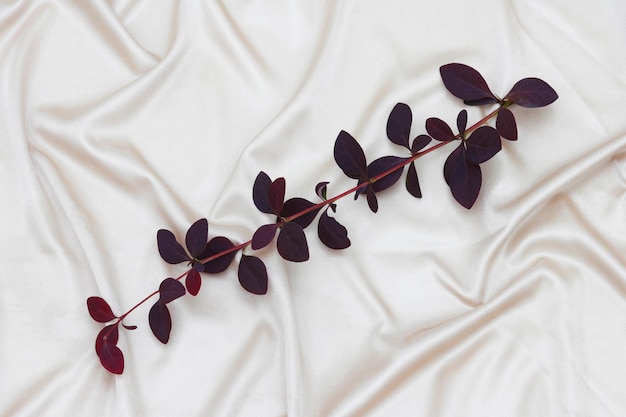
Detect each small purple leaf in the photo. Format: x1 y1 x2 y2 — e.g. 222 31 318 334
199 236 237 273
87 297 117 323
159 278 186 304
277 222 309 262
238 255 268 295
252 223 279 250
465 126 502 164
318 210 351 249
366 186 378 213
426 118 456 141
98 342 124 374
367 156 407 193
268 178 286 215
411 135 431 154
95 324 119 355
505 78 558 108
122 324 137 330
315 182 329 200
279 198 321 229
186 269 201 296
253 171 274 214
405 161 422 198
386 103 412 149
444 144 482 209
496 107 518 141
149 300 172 344
157 229 190 264
457 110 468 135
334 130 368 180
439 63 498 105
185 218 208 258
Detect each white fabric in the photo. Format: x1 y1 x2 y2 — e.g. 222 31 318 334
2 0 626 416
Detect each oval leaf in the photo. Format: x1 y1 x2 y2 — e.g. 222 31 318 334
334 130 368 180
317 210 351 249
98 343 124 374
411 135 431 154
87 297 117 323
367 156 407 193
238 255 268 295
366 185 378 213
465 126 502 164
405 161 422 198
280 197 321 229
252 223 279 250
444 144 482 209
439 63 498 104
268 178 286 215
277 222 309 262
386 103 412 149
95 324 119 355
252 171 273 214
505 78 558 108
199 236 237 273
149 300 172 344
159 278 186 304
457 109 468 135
425 118 456 141
157 229 190 264
496 107 517 141
185 218 208 258
186 269 201 296
315 182 329 200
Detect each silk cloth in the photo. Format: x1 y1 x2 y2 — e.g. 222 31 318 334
1 1 626 416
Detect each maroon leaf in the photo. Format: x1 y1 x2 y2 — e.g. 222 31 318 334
186 269 201 296
199 236 237 273
253 171 273 214
426 118 456 141
496 107 517 141
444 144 482 209
251 223 279 250
149 300 172 344
439 63 498 105
465 126 502 164
277 222 309 262
367 156 407 193
411 135 432 154
159 278 186 304
157 229 190 264
268 178 286 215
279 198 321 229
98 343 124 374
95 324 119 355
318 210 351 249
505 78 558 108
334 130 368 180
87 297 117 323
366 186 378 213
185 218 208 258
238 255 268 295
405 161 422 198
386 103 412 149
457 109 468 135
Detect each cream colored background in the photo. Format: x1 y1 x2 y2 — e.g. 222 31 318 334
1 1 626 416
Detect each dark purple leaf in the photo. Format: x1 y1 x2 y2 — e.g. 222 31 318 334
366 186 378 213
279 198 321 229
186 269 201 296
367 156 407 193
268 178 286 215
149 300 172 344
199 236 237 273
317 210 351 249
238 255 268 295
505 78 558 108
98 342 124 374
157 229 190 264
95 324 118 355
426 118 456 141
277 222 309 262
411 135 431 154
122 324 137 330
496 107 517 141
251 223 279 250
444 144 482 209
315 182 329 200
465 126 502 164
334 130 368 180
185 218 208 258
457 110 468 135
405 161 422 198
439 63 498 105
253 171 273 214
87 297 117 323
386 103 412 149
159 278 186 304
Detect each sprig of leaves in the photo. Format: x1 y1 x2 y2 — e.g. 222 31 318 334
87 63 557 374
